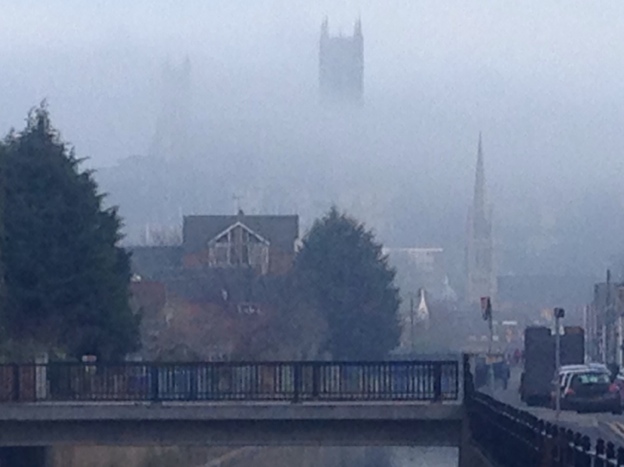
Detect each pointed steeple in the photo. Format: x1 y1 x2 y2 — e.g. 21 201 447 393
465 132 497 304
354 17 362 38
473 132 486 218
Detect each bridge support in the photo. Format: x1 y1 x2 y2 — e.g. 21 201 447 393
0 447 50 467
458 416 494 467
459 356 496 467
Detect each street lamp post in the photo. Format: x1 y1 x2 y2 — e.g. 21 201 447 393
554 307 565 422
410 295 415 354
481 297 495 391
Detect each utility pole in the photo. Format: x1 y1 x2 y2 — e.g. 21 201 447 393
410 295 415 354
554 307 565 422
481 297 495 390
488 311 493 355
606 269 613 366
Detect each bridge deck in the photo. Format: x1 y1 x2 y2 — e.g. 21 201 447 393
0 401 463 447
0 400 463 421
0 359 464 447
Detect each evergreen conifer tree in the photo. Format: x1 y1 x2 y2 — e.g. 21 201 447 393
1 105 139 359
295 207 401 359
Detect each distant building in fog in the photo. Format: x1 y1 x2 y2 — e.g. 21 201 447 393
586 272 624 367
496 274 592 324
319 17 364 105
465 135 497 304
397 288 430 352
149 57 192 161
383 247 447 300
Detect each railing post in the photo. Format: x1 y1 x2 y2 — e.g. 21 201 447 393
150 365 159 402
595 439 606 467
293 362 301 403
572 432 581 466
580 436 592 467
433 362 442 401
463 354 473 397
189 365 197 401
312 362 320 400
607 442 616 465
11 364 19 402
539 422 550 467
564 430 575 466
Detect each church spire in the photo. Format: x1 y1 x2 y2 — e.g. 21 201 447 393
465 133 496 304
474 132 485 218
354 17 362 38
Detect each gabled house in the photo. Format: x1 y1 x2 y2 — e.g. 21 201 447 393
181 211 298 275
128 211 300 360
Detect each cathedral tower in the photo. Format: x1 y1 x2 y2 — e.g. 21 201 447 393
466 135 497 304
319 17 364 105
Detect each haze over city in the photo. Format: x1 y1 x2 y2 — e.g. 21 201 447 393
3 1 624 276
5 3 624 466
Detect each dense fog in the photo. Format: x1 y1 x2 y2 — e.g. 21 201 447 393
3 1 624 281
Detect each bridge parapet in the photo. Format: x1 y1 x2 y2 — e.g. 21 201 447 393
0 358 464 448
0 359 461 404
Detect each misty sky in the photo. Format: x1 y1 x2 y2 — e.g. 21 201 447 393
3 2 624 181
3 4 624 164
2 1 624 275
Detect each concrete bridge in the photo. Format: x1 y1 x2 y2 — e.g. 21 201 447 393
0 400 463 447
2 357 620 466
0 357 479 466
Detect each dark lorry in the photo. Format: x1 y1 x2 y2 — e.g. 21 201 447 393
519 326 584 406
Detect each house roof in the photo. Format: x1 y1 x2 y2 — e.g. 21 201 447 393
162 268 276 304
130 246 183 279
183 214 298 253
210 221 270 246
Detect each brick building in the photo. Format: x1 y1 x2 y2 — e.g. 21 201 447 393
129 211 299 360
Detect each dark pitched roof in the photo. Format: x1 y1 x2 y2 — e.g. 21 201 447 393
129 246 183 279
183 215 298 254
161 268 277 304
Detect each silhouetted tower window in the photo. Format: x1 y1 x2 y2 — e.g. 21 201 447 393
319 17 364 105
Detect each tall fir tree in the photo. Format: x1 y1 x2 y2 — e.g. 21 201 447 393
1 105 139 359
295 207 401 360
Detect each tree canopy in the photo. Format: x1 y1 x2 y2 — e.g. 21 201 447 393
295 207 401 360
0 105 140 360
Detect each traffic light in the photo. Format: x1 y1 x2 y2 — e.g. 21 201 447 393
554 307 565 319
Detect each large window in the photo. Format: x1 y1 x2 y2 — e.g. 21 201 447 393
208 222 270 274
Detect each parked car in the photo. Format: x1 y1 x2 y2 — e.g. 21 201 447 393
610 370 624 404
551 367 620 413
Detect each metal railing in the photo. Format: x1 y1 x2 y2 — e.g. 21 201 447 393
0 360 459 403
467 391 624 466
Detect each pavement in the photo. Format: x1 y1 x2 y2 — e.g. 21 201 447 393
487 368 624 447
